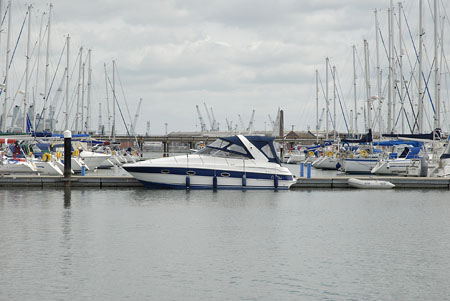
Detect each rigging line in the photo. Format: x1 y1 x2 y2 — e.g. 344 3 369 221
53 46 81 127
318 73 334 129
54 53 81 131
0 2 8 27
0 10 28 98
334 68 350 134
35 41 66 131
114 62 134 130
106 74 131 137
404 70 418 133
403 6 436 119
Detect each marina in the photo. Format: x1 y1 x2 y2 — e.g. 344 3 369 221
2 1 450 300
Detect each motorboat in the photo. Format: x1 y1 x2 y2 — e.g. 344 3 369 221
348 178 395 189
123 135 296 189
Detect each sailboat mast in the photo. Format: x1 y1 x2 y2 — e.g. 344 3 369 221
34 11 45 131
81 62 85 132
399 2 405 134
315 69 319 143
391 1 396 133
364 39 371 131
43 3 52 131
387 5 393 133
352 45 358 136
375 9 381 137
86 49 92 133
2 0 12 132
434 0 440 131
333 65 336 141
325 57 329 140
23 5 32 132
76 47 83 134
104 63 111 137
112 60 116 140
418 0 424 133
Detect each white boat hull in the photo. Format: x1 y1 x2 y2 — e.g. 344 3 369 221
124 156 295 189
343 158 379 174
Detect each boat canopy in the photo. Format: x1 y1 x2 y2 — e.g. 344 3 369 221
373 140 422 147
245 136 280 164
196 135 281 164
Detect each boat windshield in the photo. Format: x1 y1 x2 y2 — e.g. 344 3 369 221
197 138 250 159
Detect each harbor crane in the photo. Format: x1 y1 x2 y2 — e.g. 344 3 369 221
225 118 233 132
131 98 143 135
210 107 218 131
238 114 245 131
203 102 214 131
246 109 255 132
196 105 207 132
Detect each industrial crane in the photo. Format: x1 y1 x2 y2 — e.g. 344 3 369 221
196 105 207 132
131 98 143 135
225 118 233 132
238 114 245 132
210 107 218 131
203 102 214 131
246 109 255 132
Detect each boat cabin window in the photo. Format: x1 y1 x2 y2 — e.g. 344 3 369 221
226 144 247 155
208 139 229 149
197 138 250 159
260 144 275 159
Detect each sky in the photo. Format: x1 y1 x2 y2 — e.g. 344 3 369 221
2 0 449 135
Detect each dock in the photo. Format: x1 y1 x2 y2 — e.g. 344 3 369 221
0 175 449 189
0 175 143 188
293 176 450 189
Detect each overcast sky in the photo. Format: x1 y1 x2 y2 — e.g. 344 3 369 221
3 0 448 135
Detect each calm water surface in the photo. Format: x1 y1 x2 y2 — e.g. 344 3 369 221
1 186 449 300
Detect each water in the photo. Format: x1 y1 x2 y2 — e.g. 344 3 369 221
1 186 450 300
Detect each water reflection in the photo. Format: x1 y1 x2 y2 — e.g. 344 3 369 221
64 186 71 208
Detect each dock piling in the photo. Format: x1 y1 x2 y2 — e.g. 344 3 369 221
64 130 72 184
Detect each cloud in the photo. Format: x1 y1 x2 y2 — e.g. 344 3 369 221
3 0 438 135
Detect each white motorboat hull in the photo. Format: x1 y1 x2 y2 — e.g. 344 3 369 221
124 158 295 189
126 170 294 189
348 178 395 189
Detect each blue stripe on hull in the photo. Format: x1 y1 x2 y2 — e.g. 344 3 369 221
124 166 294 181
137 180 290 190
